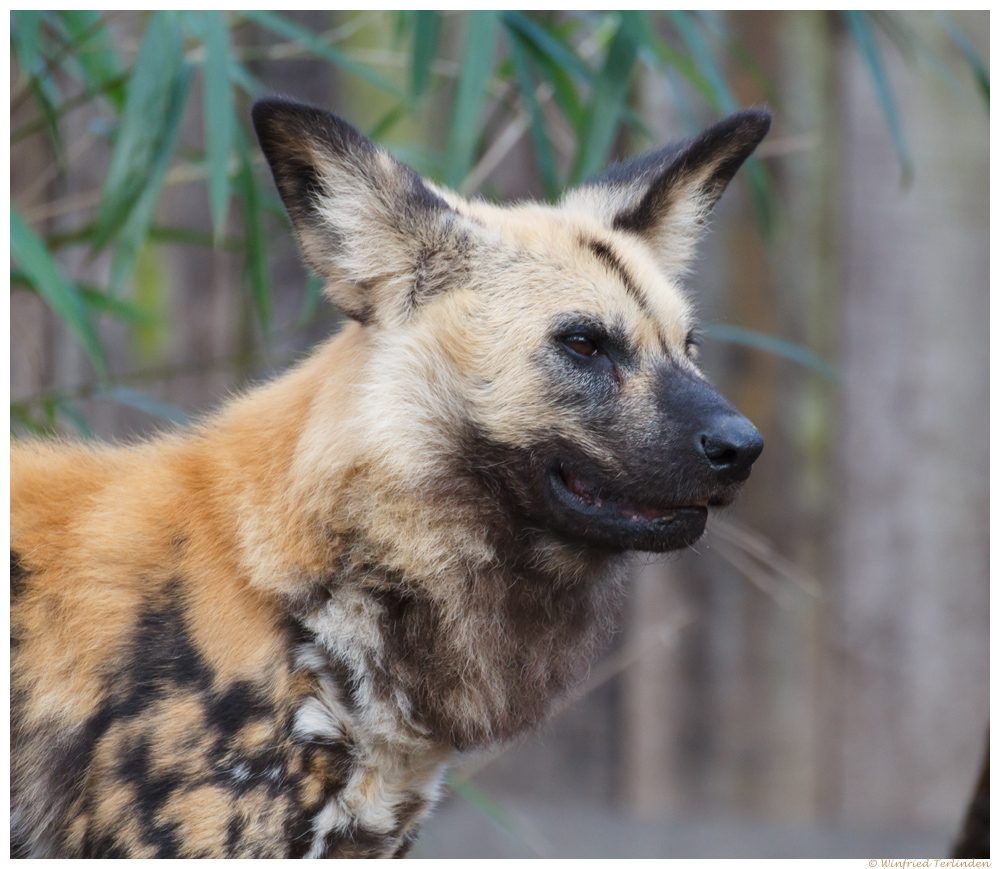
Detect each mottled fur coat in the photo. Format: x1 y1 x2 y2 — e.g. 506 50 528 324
11 100 769 857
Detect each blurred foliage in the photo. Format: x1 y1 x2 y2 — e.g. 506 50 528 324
10 11 988 434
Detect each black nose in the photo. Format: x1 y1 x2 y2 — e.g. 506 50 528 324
698 414 763 481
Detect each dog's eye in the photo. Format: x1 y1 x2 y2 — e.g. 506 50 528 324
562 335 602 358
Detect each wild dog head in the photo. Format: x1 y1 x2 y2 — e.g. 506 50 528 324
253 99 768 557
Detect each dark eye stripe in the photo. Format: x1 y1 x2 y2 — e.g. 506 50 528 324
583 238 655 320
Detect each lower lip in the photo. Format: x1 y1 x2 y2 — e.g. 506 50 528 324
553 470 708 525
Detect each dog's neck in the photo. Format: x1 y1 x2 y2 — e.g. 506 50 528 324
204 323 630 752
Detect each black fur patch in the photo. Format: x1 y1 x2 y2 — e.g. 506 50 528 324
224 815 248 857
81 831 131 859
252 99 376 190
319 822 386 858
585 238 651 319
204 680 272 738
283 810 315 859
11 551 27 652
10 550 26 600
116 584 213 712
393 792 428 831
117 736 184 855
324 653 363 715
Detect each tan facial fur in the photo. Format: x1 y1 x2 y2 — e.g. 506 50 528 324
11 99 770 857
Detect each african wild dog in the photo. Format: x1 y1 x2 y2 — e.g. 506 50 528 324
11 99 769 857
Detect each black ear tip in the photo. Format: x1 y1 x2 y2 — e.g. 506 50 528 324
251 97 314 138
251 97 371 159
252 97 292 123
730 106 772 142
742 106 773 123
251 97 296 145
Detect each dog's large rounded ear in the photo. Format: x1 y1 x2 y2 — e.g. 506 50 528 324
562 109 771 280
252 99 459 325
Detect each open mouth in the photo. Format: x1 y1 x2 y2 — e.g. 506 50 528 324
553 465 711 527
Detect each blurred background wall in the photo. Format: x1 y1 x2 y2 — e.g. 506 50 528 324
10 10 989 857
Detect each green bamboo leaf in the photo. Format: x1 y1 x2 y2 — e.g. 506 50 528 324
93 11 185 252
509 34 559 200
40 10 70 43
130 244 168 359
202 11 234 241
692 10 782 109
12 11 64 149
570 15 639 184
108 62 194 295
11 206 106 375
258 186 290 219
410 11 440 102
16 9 115 106
97 386 191 425
866 13 969 110
502 12 592 84
244 11 402 98
843 10 913 186
702 323 838 383
11 11 45 79
10 71 131 146
229 59 265 98
61 11 125 111
11 403 57 437
934 11 989 105
640 13 775 239
41 397 60 431
11 269 35 290
511 27 584 130
236 130 271 334
15 269 160 327
14 397 62 436
742 156 777 245
147 224 243 251
79 286 156 326
643 30 723 111
177 9 202 37
391 10 411 47
445 11 500 189
620 105 652 140
384 143 443 179
503 12 589 131
586 13 621 54
666 10 738 114
367 104 407 142
36 219 177 255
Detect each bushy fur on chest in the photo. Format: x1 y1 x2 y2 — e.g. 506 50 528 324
10 100 768 857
